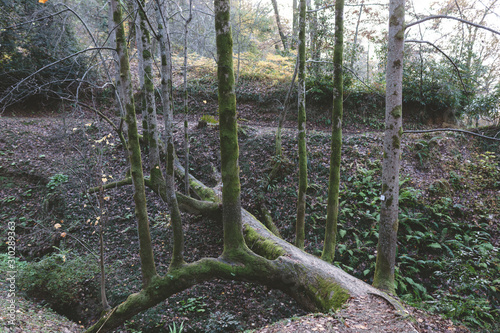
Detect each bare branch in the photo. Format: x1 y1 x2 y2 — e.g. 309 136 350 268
405 39 468 93
406 15 500 36
307 2 386 13
2 9 71 30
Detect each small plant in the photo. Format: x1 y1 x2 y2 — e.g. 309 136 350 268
46 173 68 192
177 297 207 314
198 114 219 128
204 311 241 332
413 136 441 167
168 321 185 333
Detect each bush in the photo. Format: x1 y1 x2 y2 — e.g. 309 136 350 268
18 249 99 320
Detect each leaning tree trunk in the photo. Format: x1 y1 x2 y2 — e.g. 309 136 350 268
373 0 405 294
270 0 288 51
295 0 307 250
322 0 344 263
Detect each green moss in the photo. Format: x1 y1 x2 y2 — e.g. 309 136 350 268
392 135 400 149
243 225 285 260
310 277 350 311
382 183 388 193
386 196 393 207
391 105 402 118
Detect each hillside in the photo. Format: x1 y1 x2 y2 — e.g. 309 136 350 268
0 111 498 332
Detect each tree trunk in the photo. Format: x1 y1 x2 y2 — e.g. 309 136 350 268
215 0 247 254
350 1 364 70
270 0 288 51
111 0 156 287
322 0 344 263
295 0 307 250
183 3 192 195
138 0 161 169
373 0 405 294
292 0 298 49
155 0 185 268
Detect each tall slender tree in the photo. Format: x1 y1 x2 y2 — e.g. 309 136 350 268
111 0 157 287
373 0 405 294
215 0 248 253
322 0 344 263
154 0 185 268
295 0 307 249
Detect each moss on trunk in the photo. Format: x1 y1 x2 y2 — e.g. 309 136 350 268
373 0 405 294
322 0 345 264
215 0 246 254
295 0 307 250
112 0 156 286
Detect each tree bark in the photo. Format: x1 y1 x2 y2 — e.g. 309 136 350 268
215 0 248 254
373 0 405 294
154 0 185 268
138 0 161 169
111 0 157 287
295 0 307 250
322 0 344 263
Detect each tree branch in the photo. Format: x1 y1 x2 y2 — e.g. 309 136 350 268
406 15 500 36
404 128 500 141
405 39 468 94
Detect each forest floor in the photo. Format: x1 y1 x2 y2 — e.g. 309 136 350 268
0 104 497 332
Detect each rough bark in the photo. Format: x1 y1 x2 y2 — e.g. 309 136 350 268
373 0 405 294
111 0 157 287
322 0 344 263
295 0 307 250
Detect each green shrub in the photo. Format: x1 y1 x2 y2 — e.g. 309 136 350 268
18 249 98 317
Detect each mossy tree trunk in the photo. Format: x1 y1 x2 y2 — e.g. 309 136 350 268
215 0 248 254
155 0 184 268
322 0 344 264
373 0 405 294
138 0 161 169
295 0 307 250
111 0 156 287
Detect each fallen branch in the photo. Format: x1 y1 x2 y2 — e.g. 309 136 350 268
404 128 500 141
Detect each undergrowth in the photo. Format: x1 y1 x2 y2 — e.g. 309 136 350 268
258 132 499 332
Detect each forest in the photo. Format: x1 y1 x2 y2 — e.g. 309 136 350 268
0 0 499 332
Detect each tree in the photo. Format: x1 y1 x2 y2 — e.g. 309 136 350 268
295 0 307 250
373 0 405 293
0 0 87 110
270 0 288 51
321 0 344 263
4 2 410 331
